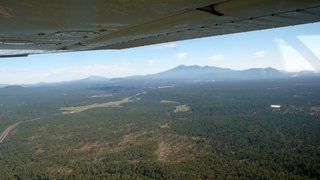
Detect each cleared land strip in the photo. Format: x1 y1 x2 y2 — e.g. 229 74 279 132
61 97 136 114
0 122 21 143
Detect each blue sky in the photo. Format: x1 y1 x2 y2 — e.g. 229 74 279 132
0 22 319 85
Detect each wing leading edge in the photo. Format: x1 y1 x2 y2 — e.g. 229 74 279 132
0 0 320 57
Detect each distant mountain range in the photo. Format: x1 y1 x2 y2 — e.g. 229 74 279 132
0 85 25 90
119 65 319 81
0 65 319 88
1 76 111 88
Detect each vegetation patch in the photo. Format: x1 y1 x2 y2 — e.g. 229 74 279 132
157 141 170 161
48 166 73 176
90 94 112 98
35 149 45 154
118 131 148 146
160 100 178 104
156 134 197 162
310 106 320 115
159 123 170 129
311 106 320 112
77 141 104 152
105 130 200 163
174 104 190 113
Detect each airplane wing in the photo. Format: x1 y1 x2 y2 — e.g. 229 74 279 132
0 0 320 57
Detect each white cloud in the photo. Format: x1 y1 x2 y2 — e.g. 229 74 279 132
208 55 224 61
176 52 188 59
253 51 266 58
154 43 176 49
148 59 156 65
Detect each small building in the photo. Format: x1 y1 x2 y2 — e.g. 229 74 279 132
271 104 281 109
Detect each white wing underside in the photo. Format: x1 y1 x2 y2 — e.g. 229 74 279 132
0 0 320 57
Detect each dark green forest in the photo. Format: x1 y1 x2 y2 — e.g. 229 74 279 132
0 78 319 179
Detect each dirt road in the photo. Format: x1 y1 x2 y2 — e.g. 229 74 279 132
0 122 21 143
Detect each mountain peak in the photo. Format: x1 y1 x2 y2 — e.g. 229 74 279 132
128 65 292 80
84 76 108 81
173 64 200 70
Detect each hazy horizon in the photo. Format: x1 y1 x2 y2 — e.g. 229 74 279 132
1 64 318 86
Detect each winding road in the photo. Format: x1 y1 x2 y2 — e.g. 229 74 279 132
0 122 21 143
0 117 42 143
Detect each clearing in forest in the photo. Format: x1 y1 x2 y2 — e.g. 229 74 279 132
156 134 197 162
61 97 136 114
174 104 190 113
160 100 178 104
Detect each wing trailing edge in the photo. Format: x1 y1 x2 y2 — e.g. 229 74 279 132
0 0 319 57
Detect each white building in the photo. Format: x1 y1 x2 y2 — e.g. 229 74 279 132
271 105 281 109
